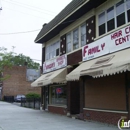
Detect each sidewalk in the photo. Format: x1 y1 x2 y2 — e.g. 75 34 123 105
0 101 118 130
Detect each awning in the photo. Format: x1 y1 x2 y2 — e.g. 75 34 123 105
31 68 67 87
66 48 130 81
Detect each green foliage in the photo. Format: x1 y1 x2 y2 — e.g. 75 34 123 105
26 93 41 99
0 46 40 81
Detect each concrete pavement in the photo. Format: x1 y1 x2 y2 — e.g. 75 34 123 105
0 101 119 130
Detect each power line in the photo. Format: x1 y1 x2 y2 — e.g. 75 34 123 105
2 0 56 16
0 29 41 35
4 7 52 20
9 0 57 14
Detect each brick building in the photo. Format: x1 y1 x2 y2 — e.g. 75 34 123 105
2 66 41 98
32 0 130 125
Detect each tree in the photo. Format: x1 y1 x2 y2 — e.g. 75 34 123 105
0 47 40 81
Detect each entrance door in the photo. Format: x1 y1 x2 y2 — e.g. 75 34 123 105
45 86 49 110
70 81 80 114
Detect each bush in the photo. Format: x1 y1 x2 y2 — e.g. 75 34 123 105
26 93 41 99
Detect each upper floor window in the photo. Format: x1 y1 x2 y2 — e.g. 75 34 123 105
66 33 71 53
126 0 130 22
66 23 87 53
81 24 86 47
73 28 79 50
45 41 60 60
98 0 130 36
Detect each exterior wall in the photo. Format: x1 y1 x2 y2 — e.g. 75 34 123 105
60 9 95 37
60 34 66 56
67 49 82 65
48 105 67 115
83 73 128 124
2 66 41 97
45 35 60 47
83 109 128 125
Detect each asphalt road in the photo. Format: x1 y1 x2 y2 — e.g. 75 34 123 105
0 101 119 130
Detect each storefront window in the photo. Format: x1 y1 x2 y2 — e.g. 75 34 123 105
50 85 66 105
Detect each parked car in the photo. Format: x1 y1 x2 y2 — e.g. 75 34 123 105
14 95 26 102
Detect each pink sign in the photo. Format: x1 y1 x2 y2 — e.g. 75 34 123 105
82 24 130 61
43 54 67 73
82 36 109 61
109 25 130 52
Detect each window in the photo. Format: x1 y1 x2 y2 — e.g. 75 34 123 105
98 0 130 36
107 6 115 32
45 41 60 60
126 0 130 22
116 0 125 27
50 85 67 105
73 28 79 50
66 33 71 53
98 12 105 36
81 24 86 47
66 24 87 53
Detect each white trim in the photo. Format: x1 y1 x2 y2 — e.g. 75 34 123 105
48 104 67 108
35 0 90 43
83 108 128 114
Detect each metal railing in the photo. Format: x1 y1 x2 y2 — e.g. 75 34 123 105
21 98 41 110
4 96 14 103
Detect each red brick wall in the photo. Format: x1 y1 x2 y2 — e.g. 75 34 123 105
83 109 128 125
48 106 67 115
2 66 41 97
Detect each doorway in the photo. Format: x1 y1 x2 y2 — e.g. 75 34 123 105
44 86 49 110
70 81 80 114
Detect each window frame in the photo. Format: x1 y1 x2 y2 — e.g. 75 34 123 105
98 0 130 36
45 41 60 61
49 85 67 106
81 23 87 47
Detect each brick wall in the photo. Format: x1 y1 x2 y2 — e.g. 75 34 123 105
83 109 128 125
2 66 41 97
48 106 67 115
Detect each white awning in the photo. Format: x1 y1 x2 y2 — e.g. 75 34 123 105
31 68 67 87
66 48 130 81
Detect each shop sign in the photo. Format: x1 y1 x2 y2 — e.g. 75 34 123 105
43 54 67 73
82 36 109 61
109 25 130 53
82 24 130 61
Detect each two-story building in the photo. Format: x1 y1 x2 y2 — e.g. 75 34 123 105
31 0 130 125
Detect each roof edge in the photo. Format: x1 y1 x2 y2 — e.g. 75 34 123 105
35 0 90 43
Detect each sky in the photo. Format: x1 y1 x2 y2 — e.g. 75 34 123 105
0 0 72 65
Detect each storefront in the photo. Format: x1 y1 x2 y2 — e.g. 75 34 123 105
31 54 68 115
66 24 130 124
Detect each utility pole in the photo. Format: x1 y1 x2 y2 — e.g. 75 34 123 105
0 0 2 10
